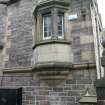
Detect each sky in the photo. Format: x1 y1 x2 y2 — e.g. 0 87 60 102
97 0 105 28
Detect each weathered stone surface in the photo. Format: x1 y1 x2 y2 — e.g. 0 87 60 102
0 0 98 105
0 0 95 67
66 79 76 84
1 0 34 68
71 0 95 63
68 91 80 96
1 67 96 105
76 79 92 84
53 88 63 92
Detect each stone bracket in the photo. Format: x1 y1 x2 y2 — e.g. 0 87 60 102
32 62 72 85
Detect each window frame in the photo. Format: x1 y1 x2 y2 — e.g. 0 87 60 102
41 8 65 40
57 12 64 39
43 13 52 40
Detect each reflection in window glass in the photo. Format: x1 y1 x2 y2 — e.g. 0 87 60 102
43 13 52 39
58 13 64 37
43 12 64 39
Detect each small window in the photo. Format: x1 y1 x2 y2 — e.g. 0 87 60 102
43 13 52 39
57 12 64 38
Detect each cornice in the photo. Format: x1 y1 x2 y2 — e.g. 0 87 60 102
3 63 96 74
33 0 69 15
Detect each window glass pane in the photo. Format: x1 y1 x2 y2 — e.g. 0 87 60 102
44 17 47 26
44 32 47 37
43 13 52 39
58 16 62 25
44 27 47 31
58 31 62 36
57 13 64 37
48 32 51 36
58 26 62 30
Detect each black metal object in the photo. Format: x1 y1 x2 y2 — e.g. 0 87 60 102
96 87 105 100
0 88 22 105
102 39 105 48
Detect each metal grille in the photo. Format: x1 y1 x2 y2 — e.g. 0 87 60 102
0 88 22 105
97 87 105 100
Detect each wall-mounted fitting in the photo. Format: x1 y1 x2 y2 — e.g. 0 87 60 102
79 89 97 105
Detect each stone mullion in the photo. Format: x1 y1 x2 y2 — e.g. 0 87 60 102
51 8 58 39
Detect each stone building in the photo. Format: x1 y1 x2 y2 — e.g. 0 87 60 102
0 0 103 105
